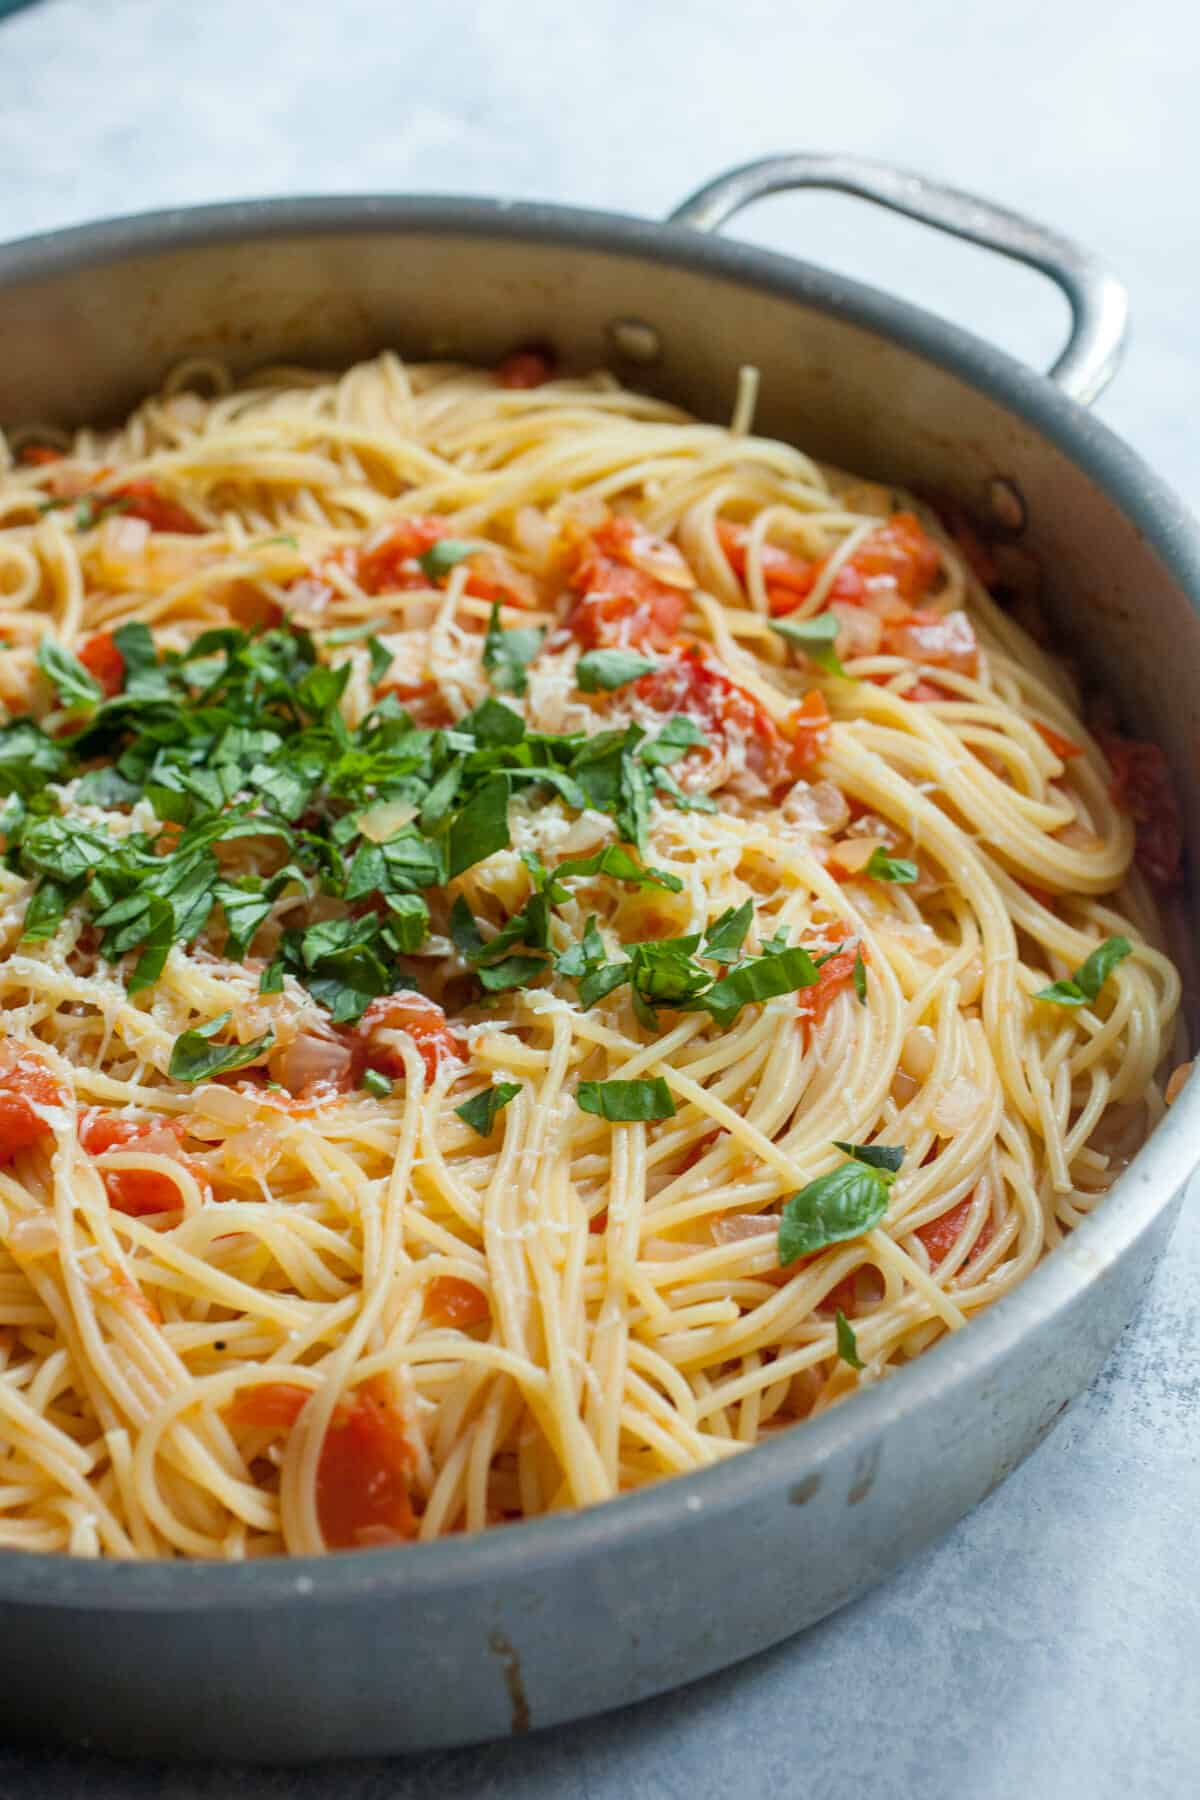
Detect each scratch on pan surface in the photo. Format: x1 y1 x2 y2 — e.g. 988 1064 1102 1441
489 1631 531 1735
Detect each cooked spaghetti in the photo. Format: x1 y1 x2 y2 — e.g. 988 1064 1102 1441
0 348 1186 1559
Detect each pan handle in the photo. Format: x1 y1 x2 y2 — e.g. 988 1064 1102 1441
667 154 1128 408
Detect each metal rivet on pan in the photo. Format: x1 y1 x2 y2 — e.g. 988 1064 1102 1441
988 477 1026 534
607 317 662 365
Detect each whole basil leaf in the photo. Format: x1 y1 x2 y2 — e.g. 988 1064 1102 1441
778 1161 891 1265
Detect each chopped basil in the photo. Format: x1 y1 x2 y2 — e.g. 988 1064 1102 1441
36 639 103 712
702 900 754 965
447 772 511 878
1035 934 1132 1007
697 944 820 1027
575 648 657 693
477 953 549 993
168 1014 275 1083
418 539 478 580
362 1068 394 1097
455 1081 521 1136
865 847 918 884
832 1140 904 1174
835 1309 864 1370
770 612 847 677
3 611 854 1033
482 601 543 697
852 946 867 1004
366 636 392 686
639 715 705 767
554 843 682 892
576 1077 677 1122
778 1144 903 1266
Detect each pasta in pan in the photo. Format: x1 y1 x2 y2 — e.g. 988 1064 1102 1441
0 348 1185 1558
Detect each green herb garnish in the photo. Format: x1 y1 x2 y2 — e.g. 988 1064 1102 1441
778 1143 903 1266
770 612 847 677
1035 935 1132 1008
865 847 918 884
168 1014 274 1084
418 539 477 581
835 1309 864 1370
575 648 658 693
455 1081 522 1136
482 601 543 697
36 639 103 713
576 1077 677 1122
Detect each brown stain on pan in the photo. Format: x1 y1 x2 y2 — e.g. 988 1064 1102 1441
488 1631 531 1735
788 1474 821 1506
847 1442 881 1506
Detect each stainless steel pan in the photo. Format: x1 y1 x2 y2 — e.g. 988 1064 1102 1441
0 154 1196 1762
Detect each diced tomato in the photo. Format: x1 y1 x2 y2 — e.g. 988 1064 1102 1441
796 947 860 1036
496 346 555 389
564 517 691 650
1035 721 1082 761
356 992 466 1084
345 516 447 594
346 517 534 609
915 1194 994 1267
78 1109 199 1216
77 631 125 699
1102 733 1182 888
817 1270 860 1318
779 689 831 776
716 519 816 611
633 645 812 793
424 1275 491 1329
106 480 203 534
588 1208 608 1235
905 678 950 703
458 552 539 611
848 513 941 603
316 1385 417 1549
228 1383 310 1432
19 445 63 466
228 1380 418 1549
881 608 979 675
0 1050 62 1165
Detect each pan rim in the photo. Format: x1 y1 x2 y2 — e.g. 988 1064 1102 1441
0 190 1196 1611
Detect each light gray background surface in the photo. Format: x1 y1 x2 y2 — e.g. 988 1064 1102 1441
0 1 1196 1795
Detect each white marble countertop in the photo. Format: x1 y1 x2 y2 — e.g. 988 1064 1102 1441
0 1 1196 1795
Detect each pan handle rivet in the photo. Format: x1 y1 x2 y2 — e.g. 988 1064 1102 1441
988 477 1026 535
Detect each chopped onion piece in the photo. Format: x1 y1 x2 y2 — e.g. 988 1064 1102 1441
933 1077 983 1134
358 799 418 843
8 1213 59 1257
900 1026 937 1083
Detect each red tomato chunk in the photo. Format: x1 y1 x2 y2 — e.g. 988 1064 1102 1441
107 480 203 534
564 517 691 650
0 1050 61 1164
77 632 126 699
356 993 466 1084
78 1110 199 1217
228 1381 418 1550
